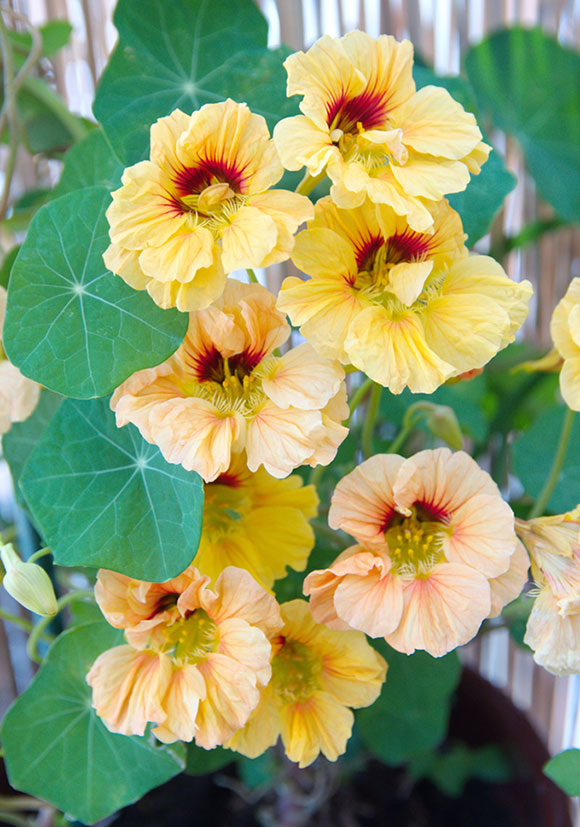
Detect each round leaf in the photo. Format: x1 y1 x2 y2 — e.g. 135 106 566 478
3 186 187 399
20 397 204 581
52 129 124 198
544 748 580 796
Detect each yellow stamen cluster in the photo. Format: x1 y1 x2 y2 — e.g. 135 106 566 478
271 638 323 704
162 609 219 665
385 516 446 578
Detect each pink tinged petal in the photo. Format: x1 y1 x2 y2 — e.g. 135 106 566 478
396 86 482 160
195 653 262 749
245 402 323 478
385 563 491 657
524 587 580 675
334 569 404 637
489 540 529 619
217 617 273 686
152 664 206 743
280 691 354 768
209 566 282 638
260 343 344 410
220 206 278 272
329 454 405 547
87 646 172 737
138 227 215 284
445 494 516 578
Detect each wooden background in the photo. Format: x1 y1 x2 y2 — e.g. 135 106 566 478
2 0 580 811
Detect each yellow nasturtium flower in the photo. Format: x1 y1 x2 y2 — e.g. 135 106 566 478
104 100 313 312
274 31 489 232
196 454 318 589
277 197 532 393
551 277 580 411
227 599 387 767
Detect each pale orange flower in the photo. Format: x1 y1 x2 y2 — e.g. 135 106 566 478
87 566 282 747
104 100 313 312
227 599 386 767
517 510 580 674
111 280 348 482
305 449 519 657
0 286 39 433
274 32 489 232
196 453 318 588
277 197 532 393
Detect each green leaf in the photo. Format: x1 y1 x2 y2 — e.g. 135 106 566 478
93 0 280 165
52 130 124 198
409 743 512 797
185 743 234 775
413 66 515 245
2 389 62 506
4 186 187 399
20 397 204 580
0 245 19 288
544 748 580 796
1 622 183 824
7 20 73 61
357 641 461 765
513 405 580 513
465 27 580 222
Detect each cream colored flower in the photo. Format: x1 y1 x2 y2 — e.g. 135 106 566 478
551 278 580 410
274 32 489 232
277 197 532 393
305 449 519 657
104 101 313 312
227 599 386 767
88 566 282 747
0 287 39 433
111 279 348 482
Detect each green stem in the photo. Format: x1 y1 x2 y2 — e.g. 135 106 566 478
528 408 575 519
347 377 373 424
489 216 568 261
308 463 325 489
28 547 51 564
0 796 43 811
0 607 35 635
295 169 326 197
386 421 414 455
27 590 94 664
20 75 89 143
361 383 382 458
0 13 19 223
246 268 259 284
0 812 33 827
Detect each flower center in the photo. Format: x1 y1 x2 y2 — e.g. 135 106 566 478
352 231 434 299
182 346 267 416
203 481 252 537
162 609 218 665
385 511 448 578
327 86 390 134
271 638 323 704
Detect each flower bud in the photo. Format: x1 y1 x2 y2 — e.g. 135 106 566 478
426 405 463 450
0 543 58 616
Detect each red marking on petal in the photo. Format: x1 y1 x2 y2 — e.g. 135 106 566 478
415 500 450 524
355 234 384 270
184 344 265 384
383 229 433 264
172 155 249 198
326 85 391 133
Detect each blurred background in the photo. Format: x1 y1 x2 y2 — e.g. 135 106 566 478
1 0 580 815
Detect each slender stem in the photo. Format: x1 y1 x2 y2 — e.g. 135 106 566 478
246 268 259 284
295 169 326 197
0 796 44 811
528 408 575 519
0 13 20 223
308 463 324 489
0 812 32 827
0 607 35 635
386 421 414 455
489 216 568 261
361 383 382 459
27 590 95 664
28 547 51 564
347 377 373 424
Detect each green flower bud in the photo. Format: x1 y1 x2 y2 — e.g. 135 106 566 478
425 405 463 451
0 543 58 616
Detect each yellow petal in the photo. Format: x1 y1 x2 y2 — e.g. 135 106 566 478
139 227 215 284
220 206 278 272
388 260 433 306
280 691 354 767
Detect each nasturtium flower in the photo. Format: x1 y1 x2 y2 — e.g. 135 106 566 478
111 279 348 482
274 31 489 232
197 454 318 588
0 287 39 433
227 599 386 767
88 566 282 747
304 449 521 657
517 509 580 674
277 197 532 393
104 100 313 312
551 278 580 411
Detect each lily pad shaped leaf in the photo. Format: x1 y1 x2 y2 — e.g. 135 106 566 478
3 186 187 399
1 622 184 825
20 397 204 581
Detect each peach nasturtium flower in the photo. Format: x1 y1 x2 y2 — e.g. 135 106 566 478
227 599 387 767
87 566 282 747
196 454 318 589
277 197 532 393
517 509 580 674
104 100 313 312
274 31 489 232
111 280 348 482
304 449 521 657
0 286 39 434
551 277 580 411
